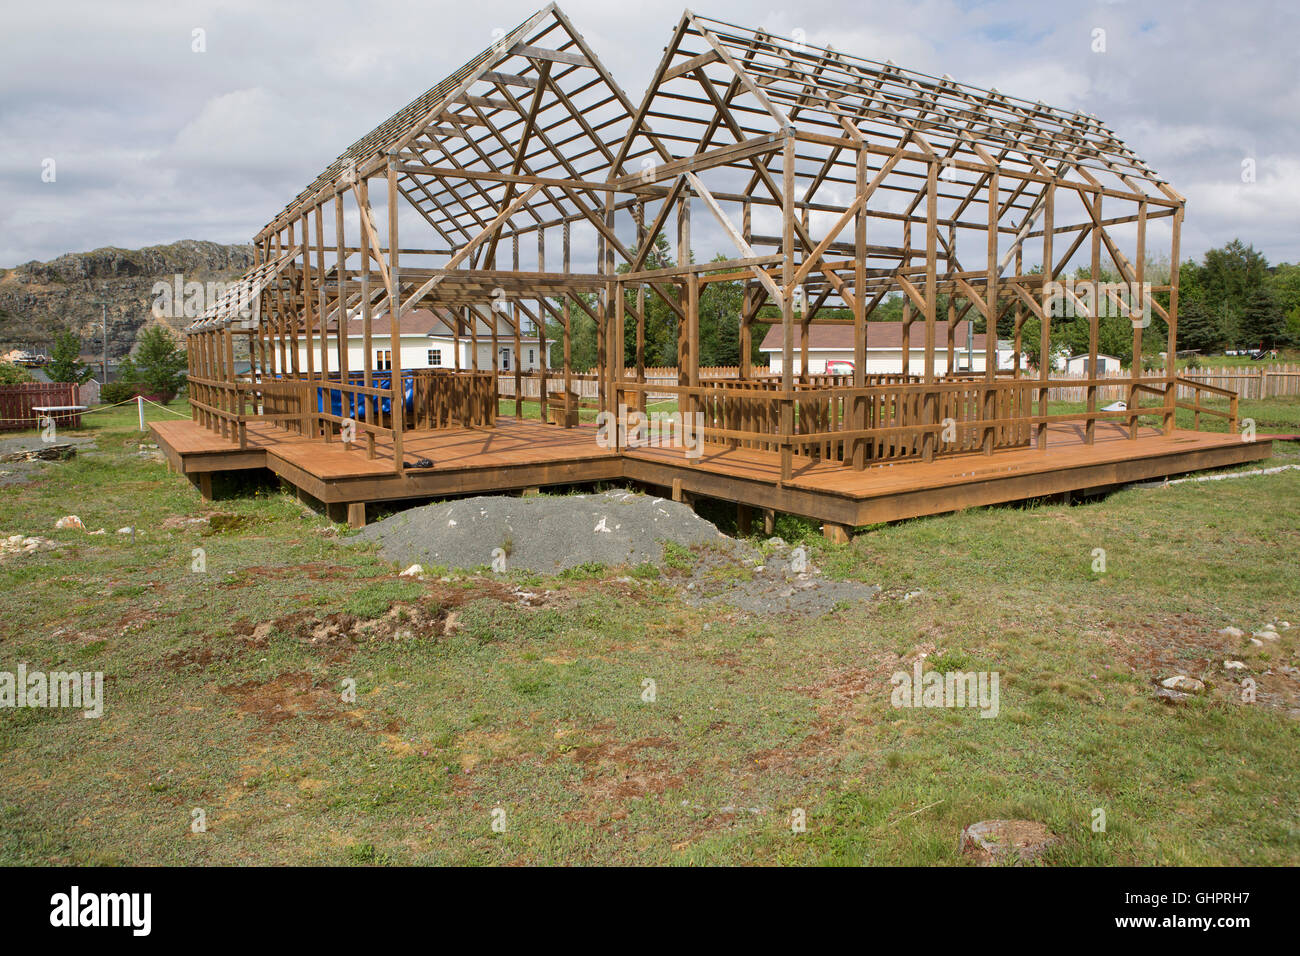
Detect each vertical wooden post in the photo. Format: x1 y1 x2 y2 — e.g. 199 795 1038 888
1087 193 1101 444
512 233 523 419
740 199 753 384
1038 183 1054 450
922 160 938 461
335 191 349 392
779 135 796 483
1164 202 1184 434
387 160 404 473
1129 199 1147 440
984 169 999 455
359 181 375 457
632 208 645 413
538 228 548 423
604 197 617 418
564 220 574 426
315 203 328 388
852 144 868 470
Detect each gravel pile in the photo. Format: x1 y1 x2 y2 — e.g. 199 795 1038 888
352 489 728 573
352 490 880 618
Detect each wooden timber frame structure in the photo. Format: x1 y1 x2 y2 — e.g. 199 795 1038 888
168 5 1267 537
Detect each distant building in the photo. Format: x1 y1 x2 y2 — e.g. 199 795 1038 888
278 308 548 374
1063 353 1122 374
759 321 1022 375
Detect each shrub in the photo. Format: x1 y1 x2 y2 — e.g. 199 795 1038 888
100 381 138 404
0 363 33 384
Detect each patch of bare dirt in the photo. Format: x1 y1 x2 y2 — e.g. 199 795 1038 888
555 735 691 824
1110 614 1300 717
219 671 340 728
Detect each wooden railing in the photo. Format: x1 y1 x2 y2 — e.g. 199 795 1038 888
1172 376 1238 433
191 370 498 456
614 374 1223 483
411 370 495 429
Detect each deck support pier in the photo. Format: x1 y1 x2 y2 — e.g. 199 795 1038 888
736 503 753 536
189 472 213 500
822 521 851 545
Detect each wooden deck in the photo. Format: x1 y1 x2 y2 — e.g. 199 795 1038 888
152 417 1272 532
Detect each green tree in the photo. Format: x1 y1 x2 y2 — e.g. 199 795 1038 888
46 330 95 384
1175 297 1223 353
120 324 188 395
1201 239 1270 346
1239 286 1286 350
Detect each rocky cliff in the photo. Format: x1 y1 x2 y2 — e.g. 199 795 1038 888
0 240 255 359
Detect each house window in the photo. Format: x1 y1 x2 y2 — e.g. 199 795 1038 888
376 350 391 371
528 348 536 366
500 348 511 371
428 349 442 367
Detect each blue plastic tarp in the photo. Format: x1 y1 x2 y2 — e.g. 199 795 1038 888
315 374 415 420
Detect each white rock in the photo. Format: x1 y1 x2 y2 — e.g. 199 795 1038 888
1250 638 1265 647
1217 626 1244 639
399 564 424 578
116 527 133 535
54 515 83 530
1223 660 1247 670
1160 675 1205 693
1253 630 1278 642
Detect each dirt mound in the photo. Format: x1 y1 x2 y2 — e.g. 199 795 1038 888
352 490 729 573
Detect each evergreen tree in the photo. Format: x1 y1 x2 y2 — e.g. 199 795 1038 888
1175 297 1223 352
46 330 94 384
1239 286 1286 350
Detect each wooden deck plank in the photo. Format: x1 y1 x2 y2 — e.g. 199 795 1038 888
152 416 1272 524
621 422 1263 501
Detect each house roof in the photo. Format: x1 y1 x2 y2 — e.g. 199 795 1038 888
323 308 451 337
758 320 985 352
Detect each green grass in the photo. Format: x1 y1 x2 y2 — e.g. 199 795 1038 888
1048 396 1300 433
0 396 1297 865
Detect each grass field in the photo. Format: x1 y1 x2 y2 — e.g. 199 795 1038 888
0 397 1296 865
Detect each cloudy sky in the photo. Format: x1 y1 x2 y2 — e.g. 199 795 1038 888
2 0 1296 268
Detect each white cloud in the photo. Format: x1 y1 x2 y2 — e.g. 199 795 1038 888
1 0 1297 265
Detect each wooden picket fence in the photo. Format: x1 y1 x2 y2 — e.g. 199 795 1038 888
497 364 1300 408
1047 365 1300 402
0 382 81 431
1176 364 1300 400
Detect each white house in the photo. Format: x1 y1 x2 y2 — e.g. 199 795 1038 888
278 308 548 374
1062 353 1122 374
759 321 1021 375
